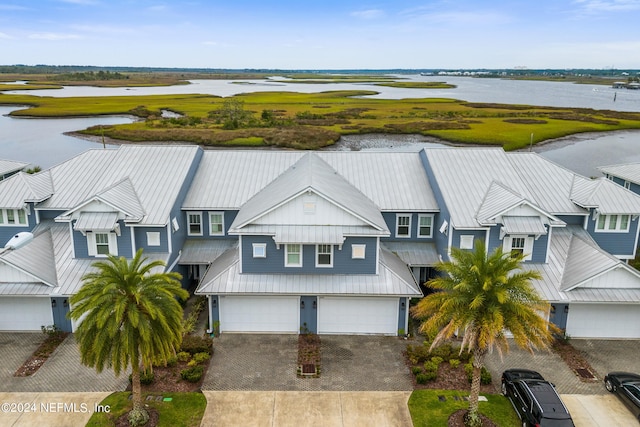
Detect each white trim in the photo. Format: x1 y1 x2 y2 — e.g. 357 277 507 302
131 224 137 254
502 235 533 261
624 180 631 190
395 213 412 238
446 221 453 259
252 243 266 258
69 221 75 259
545 226 553 264
0 208 28 227
187 211 203 236
594 214 630 233
352 244 366 259
238 235 243 273
146 232 161 247
316 244 333 268
285 243 302 267
459 235 474 250
167 221 173 255
87 231 118 257
208 211 225 236
417 214 434 238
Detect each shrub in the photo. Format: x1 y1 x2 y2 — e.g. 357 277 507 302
423 370 438 381
429 343 455 361
192 352 211 364
449 359 461 369
430 356 444 366
423 361 439 373
464 363 492 384
180 365 204 383
406 344 431 364
177 351 191 362
187 359 197 367
416 373 430 384
129 369 154 385
153 354 178 367
180 335 212 355
411 366 423 376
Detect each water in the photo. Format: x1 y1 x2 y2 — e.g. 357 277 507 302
1 76 640 172
0 106 133 167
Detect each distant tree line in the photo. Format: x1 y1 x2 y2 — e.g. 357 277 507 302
50 71 129 81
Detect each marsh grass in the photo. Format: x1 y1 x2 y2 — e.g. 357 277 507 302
2 89 639 150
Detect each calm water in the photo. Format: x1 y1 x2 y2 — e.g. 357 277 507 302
2 75 640 172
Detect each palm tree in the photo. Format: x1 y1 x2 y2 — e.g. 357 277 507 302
411 240 555 427
69 249 188 426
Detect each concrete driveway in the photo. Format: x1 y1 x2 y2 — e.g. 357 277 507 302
200 391 413 427
562 394 639 427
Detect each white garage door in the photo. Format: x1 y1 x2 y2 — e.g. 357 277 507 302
219 296 299 333
318 297 398 335
566 304 640 338
0 297 53 331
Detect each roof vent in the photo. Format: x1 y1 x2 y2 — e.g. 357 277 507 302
4 232 34 250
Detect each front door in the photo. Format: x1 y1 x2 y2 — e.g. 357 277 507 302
51 297 72 332
549 303 568 331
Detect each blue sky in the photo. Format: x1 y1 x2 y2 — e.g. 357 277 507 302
1 0 639 69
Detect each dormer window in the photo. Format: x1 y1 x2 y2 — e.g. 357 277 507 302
87 231 118 256
396 214 411 238
595 214 630 232
503 235 533 261
316 244 333 267
187 212 202 236
209 212 224 236
0 208 28 226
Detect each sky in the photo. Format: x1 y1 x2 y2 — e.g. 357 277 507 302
1 0 640 69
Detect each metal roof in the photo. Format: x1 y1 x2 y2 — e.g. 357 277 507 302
476 181 529 224
230 153 389 233
195 246 422 297
183 151 438 212
0 229 58 287
74 212 119 231
36 145 201 225
382 241 440 266
0 159 28 177
235 225 386 244
599 162 640 185
570 176 640 214
502 216 547 235
178 239 236 265
0 171 54 209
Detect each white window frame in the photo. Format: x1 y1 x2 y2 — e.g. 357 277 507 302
417 214 433 238
208 212 224 236
0 208 28 226
396 214 411 238
146 232 161 247
316 244 333 267
503 235 533 261
252 243 266 258
187 212 203 236
352 244 366 259
87 231 118 257
460 235 474 250
624 180 631 190
595 214 630 233
285 244 302 267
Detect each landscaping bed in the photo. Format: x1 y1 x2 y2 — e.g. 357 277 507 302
552 337 599 382
297 333 321 377
14 327 69 377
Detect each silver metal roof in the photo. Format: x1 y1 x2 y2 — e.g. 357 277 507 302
235 225 386 244
0 159 28 177
502 216 547 235
476 181 529 224
0 229 58 287
183 151 438 212
570 176 640 214
178 239 236 265
195 245 422 297
382 241 439 266
0 171 54 209
230 153 389 233
599 162 640 185
36 146 201 225
74 212 119 231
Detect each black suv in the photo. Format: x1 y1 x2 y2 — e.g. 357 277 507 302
501 369 575 427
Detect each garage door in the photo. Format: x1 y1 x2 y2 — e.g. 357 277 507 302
219 296 299 333
566 304 640 338
318 297 398 335
0 297 53 331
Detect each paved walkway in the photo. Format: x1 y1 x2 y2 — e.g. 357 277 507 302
562 394 639 427
203 334 413 391
0 333 127 393
200 391 413 427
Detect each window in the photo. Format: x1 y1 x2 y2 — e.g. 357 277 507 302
187 212 202 236
146 232 160 247
417 214 433 238
0 209 28 226
285 244 302 267
595 214 630 232
316 244 333 267
253 243 266 258
352 244 366 259
503 235 533 261
396 214 411 238
624 180 631 190
87 232 117 256
209 212 224 236
460 235 474 250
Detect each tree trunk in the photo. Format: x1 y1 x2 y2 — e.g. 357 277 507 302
466 349 485 427
131 363 142 411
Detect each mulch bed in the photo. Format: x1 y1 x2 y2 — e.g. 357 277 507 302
14 332 69 377
115 407 159 427
411 361 497 394
128 360 209 393
552 338 599 382
448 409 498 427
297 333 321 377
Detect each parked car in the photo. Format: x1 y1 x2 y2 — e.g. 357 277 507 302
604 372 640 421
501 369 575 427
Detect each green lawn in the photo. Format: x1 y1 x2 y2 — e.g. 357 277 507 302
408 389 520 427
85 392 206 427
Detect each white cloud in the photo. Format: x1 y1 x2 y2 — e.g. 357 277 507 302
573 0 640 13
28 32 82 40
0 4 29 10
351 9 384 20
70 24 134 34
414 11 512 26
0 32 13 39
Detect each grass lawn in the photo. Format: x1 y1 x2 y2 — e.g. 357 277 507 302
408 389 520 427
86 392 206 427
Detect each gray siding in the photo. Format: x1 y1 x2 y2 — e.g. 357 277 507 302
556 215 587 226
381 212 436 242
196 210 238 237
134 226 169 253
586 209 639 256
487 225 548 263
241 235 378 274
0 203 35 245
451 228 486 251
71 219 133 258
420 150 451 261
